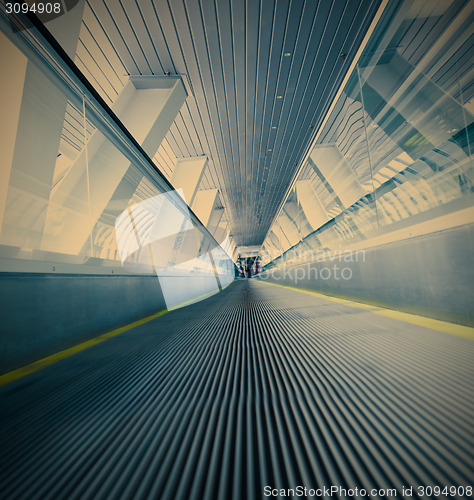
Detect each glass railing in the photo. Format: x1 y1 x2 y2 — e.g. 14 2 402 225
261 0 474 270
0 6 235 309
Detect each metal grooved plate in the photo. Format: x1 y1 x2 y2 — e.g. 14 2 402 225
0 280 473 499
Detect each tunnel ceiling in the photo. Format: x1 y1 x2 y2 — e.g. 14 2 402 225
74 0 381 246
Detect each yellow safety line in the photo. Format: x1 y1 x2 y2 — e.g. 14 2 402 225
0 309 169 387
0 280 240 387
259 280 474 340
372 309 474 340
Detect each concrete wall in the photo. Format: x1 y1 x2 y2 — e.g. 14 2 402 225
0 273 166 373
259 224 474 326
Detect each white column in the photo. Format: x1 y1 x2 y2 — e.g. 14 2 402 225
269 224 291 253
212 217 229 247
41 77 187 254
208 207 224 236
0 1 86 249
365 52 467 151
44 1 88 57
231 244 239 261
0 33 27 233
295 180 330 231
277 212 300 247
310 145 366 209
171 156 208 206
191 189 219 227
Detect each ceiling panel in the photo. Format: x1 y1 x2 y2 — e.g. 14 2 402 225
76 0 381 245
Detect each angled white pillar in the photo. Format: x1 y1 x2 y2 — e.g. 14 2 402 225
0 33 27 234
310 145 366 209
262 239 278 262
191 189 219 227
269 224 291 253
214 218 230 247
277 212 300 247
266 231 278 253
0 1 86 249
262 243 276 263
284 201 313 240
277 224 292 252
231 244 239 261
220 230 234 259
45 1 88 57
296 180 330 231
105 154 207 262
42 77 187 254
171 156 208 206
208 207 224 236
365 52 467 152
122 76 187 157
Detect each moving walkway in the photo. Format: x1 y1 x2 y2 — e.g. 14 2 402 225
0 280 472 499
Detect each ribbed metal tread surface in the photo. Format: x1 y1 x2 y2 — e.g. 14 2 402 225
0 280 472 500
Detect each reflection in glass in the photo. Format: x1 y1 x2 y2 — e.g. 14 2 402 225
0 16 234 309
261 0 473 269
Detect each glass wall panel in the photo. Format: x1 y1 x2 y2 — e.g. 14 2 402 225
0 9 234 307
261 0 474 273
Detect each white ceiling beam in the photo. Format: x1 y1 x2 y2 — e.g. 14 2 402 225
191 189 219 227
171 156 208 206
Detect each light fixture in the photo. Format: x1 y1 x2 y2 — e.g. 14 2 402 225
276 95 283 99
271 126 276 129
284 52 291 57
268 149 272 152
